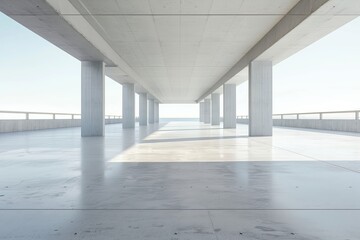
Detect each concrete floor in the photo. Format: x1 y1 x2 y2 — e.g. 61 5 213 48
0 122 359 239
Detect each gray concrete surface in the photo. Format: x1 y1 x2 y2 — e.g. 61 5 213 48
197 0 334 101
238 119 360 133
211 93 220 126
139 93 148 126
0 122 360 239
81 61 105 137
249 60 273 136
199 102 204 122
122 83 135 129
273 119 360 132
0 119 121 133
149 99 154 124
223 84 236 129
204 99 211 124
154 102 159 123
1 1 358 104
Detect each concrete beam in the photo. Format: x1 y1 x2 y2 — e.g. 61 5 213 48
122 83 135 129
204 99 211 124
139 93 148 126
249 61 273 136
149 99 154 124
0 1 109 63
0 0 162 103
211 93 220 126
196 0 329 102
81 61 105 137
223 84 236 129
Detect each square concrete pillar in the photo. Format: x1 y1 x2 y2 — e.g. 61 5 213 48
154 100 159 123
211 93 220 125
81 61 105 137
154 102 159 123
199 102 204 122
223 84 236 129
204 99 211 124
122 83 135 129
149 99 154 124
139 93 148 126
249 60 273 136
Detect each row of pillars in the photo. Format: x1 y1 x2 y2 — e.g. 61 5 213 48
199 84 236 128
81 61 159 137
199 60 273 137
138 92 159 126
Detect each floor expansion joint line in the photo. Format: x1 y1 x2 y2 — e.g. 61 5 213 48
250 138 360 174
207 211 219 240
250 138 319 161
1 209 360 211
317 160 360 174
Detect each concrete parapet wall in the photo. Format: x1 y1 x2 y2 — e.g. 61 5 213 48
105 119 122 125
237 119 360 133
237 119 249 124
0 119 122 133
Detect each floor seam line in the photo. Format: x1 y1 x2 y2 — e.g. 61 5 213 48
250 138 319 161
1 209 360 211
250 138 360 174
207 210 219 240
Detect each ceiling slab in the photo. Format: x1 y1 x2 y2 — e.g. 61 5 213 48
66 0 299 103
2 0 358 103
196 0 360 102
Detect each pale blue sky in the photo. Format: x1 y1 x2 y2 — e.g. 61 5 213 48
0 12 359 118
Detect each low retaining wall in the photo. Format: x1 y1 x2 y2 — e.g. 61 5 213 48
0 119 122 133
237 119 360 133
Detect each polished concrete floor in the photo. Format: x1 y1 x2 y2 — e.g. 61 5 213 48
0 122 359 239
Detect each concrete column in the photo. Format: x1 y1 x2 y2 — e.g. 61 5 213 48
204 99 211 124
139 93 148 126
158 103 160 123
223 84 236 129
149 99 154 124
199 102 204 122
249 60 273 136
122 83 135 129
211 93 220 125
154 102 160 123
157 103 159 123
81 61 105 137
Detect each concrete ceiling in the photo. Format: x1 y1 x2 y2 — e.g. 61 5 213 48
1 0 359 103
68 0 300 103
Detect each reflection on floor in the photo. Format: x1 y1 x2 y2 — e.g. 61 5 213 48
0 122 359 239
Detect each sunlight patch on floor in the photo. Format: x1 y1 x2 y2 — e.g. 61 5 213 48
110 122 314 162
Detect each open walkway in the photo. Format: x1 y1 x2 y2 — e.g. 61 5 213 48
0 122 359 239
